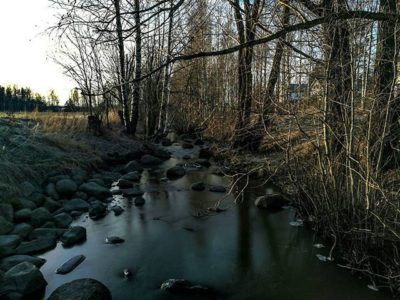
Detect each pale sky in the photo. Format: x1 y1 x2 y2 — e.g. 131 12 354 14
0 0 75 104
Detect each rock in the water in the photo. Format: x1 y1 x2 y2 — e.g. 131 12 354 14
195 159 211 168
56 255 85 275
45 183 60 200
182 142 193 149
111 206 124 216
1 262 47 298
56 179 78 196
11 223 33 240
0 203 13 223
121 188 144 197
30 207 53 228
19 181 37 197
53 213 73 228
194 139 205 146
0 235 21 258
123 160 143 173
79 182 111 199
43 197 62 213
153 148 171 160
61 226 86 247
209 186 227 193
191 182 205 191
105 236 125 244
183 155 191 160
47 278 111 300
121 171 141 182
0 216 14 235
166 166 186 180
160 279 213 295
16 237 56 255
199 148 213 159
0 255 46 272
116 179 134 189
88 202 107 220
140 154 162 166
14 208 32 223
134 196 145 206
63 198 90 212
254 194 288 210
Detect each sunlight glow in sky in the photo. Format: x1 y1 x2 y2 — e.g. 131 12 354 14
0 0 74 103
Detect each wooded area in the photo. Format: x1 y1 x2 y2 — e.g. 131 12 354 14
48 0 400 293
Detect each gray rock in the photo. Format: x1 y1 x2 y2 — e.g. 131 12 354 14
0 235 21 258
123 160 143 173
88 202 107 220
41 221 56 228
14 208 32 223
19 182 37 197
88 178 105 187
48 175 70 184
254 194 288 210
16 238 57 255
70 211 84 218
166 166 186 180
140 154 162 166
0 255 46 272
1 262 47 297
116 179 134 189
105 236 125 244
45 183 59 200
56 255 85 275
111 206 124 216
121 187 144 197
0 203 13 223
191 182 205 191
79 182 111 199
209 186 227 193
43 198 62 213
29 228 65 240
63 198 90 212
61 226 86 247
30 207 53 228
27 192 45 206
11 223 33 240
74 191 88 200
56 179 78 196
121 171 141 182
13 198 36 210
0 216 14 235
195 159 211 168
53 213 73 228
153 148 171 160
134 196 145 206
47 278 111 300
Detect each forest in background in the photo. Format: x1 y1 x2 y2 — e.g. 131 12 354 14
20 0 399 294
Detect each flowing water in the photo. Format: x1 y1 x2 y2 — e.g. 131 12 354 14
39 145 389 300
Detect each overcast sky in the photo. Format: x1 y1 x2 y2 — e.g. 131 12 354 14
0 0 75 103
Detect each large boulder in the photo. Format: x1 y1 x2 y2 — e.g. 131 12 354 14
11 223 33 240
0 255 46 272
121 172 141 182
0 262 47 298
16 238 57 255
61 226 86 247
191 182 205 191
56 179 78 196
123 160 143 173
28 192 46 207
63 198 90 212
29 208 53 228
14 208 32 223
166 166 186 180
13 198 36 210
88 202 107 220
0 235 21 258
134 196 145 207
29 228 65 241
0 203 13 223
0 216 14 235
254 194 288 210
53 213 73 229
45 183 59 200
79 183 111 199
116 179 134 189
43 197 62 213
47 278 111 300
140 154 162 166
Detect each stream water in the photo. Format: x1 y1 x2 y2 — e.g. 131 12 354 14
39 144 389 300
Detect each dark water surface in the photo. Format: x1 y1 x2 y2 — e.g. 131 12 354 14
40 145 389 300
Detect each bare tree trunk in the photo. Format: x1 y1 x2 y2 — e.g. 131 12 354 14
130 0 142 135
113 0 131 133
